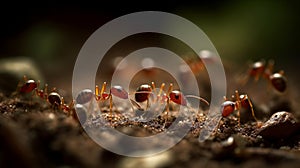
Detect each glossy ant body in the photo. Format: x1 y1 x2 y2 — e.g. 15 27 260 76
243 60 287 93
134 82 210 120
221 90 259 126
75 82 142 116
74 82 210 123
18 76 74 114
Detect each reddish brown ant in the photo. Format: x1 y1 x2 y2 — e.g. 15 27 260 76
18 76 74 115
95 82 130 115
242 60 287 93
221 90 259 126
134 82 210 121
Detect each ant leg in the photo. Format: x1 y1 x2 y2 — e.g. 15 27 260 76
164 97 170 126
95 82 107 100
151 82 156 95
61 97 66 113
235 90 241 126
264 59 274 77
235 90 240 100
95 85 100 100
101 82 107 96
155 83 165 111
44 84 48 100
246 98 259 123
109 94 113 116
146 99 149 109
157 83 165 102
164 84 173 123
167 83 173 95
129 98 143 111
237 109 241 127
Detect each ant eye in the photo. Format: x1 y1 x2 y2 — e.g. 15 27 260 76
169 90 187 106
110 86 128 99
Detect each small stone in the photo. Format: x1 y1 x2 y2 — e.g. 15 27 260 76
0 57 44 95
256 111 300 139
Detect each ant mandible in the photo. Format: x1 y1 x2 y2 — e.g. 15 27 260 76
134 82 210 120
243 60 287 93
221 90 259 126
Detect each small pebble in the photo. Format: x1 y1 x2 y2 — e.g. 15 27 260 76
0 57 43 95
256 111 300 139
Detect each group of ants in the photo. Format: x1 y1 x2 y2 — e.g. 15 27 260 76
17 59 287 129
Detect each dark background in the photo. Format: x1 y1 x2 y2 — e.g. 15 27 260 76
0 1 299 92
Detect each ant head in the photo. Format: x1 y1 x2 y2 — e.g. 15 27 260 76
135 84 152 102
110 86 128 99
221 101 235 117
269 72 287 93
249 61 265 77
169 90 187 106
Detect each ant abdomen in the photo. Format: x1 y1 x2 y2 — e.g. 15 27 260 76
110 86 128 99
76 89 94 104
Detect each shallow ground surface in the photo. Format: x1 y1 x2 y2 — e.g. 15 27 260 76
1 80 300 168
0 55 300 168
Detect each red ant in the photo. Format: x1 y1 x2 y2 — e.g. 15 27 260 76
75 82 142 116
198 90 260 142
75 82 210 123
134 82 210 120
221 90 260 126
18 76 74 114
183 50 218 75
242 60 287 93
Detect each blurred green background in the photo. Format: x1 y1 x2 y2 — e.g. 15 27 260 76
0 1 299 91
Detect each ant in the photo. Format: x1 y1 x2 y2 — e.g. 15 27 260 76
242 60 287 93
198 90 260 142
18 76 74 115
75 82 142 116
75 82 210 124
221 90 259 126
134 82 210 121
183 50 218 75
